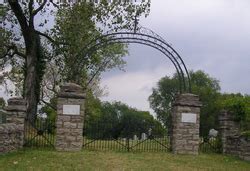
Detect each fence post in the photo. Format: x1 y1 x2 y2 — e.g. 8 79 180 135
55 83 85 152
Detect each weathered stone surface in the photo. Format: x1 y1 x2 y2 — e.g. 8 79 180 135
219 110 250 161
60 83 84 93
0 97 26 154
57 115 71 121
7 97 27 106
65 122 77 129
174 94 202 107
170 93 201 155
5 105 27 112
0 123 24 154
58 83 85 99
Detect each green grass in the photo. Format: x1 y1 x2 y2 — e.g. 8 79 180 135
0 149 249 171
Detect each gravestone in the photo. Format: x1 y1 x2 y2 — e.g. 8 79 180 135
141 133 147 140
209 129 218 138
170 93 202 155
133 135 138 141
148 128 152 136
55 83 85 152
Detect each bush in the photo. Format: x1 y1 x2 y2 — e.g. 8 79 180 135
241 131 250 138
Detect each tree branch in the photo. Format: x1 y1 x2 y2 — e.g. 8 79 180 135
13 49 26 59
86 58 110 88
9 44 26 58
35 30 68 45
28 0 34 26
1 44 26 60
32 0 47 17
49 0 59 9
41 100 56 111
8 0 28 34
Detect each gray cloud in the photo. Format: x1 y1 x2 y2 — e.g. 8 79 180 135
101 0 250 111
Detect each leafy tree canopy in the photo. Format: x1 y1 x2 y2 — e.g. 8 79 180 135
149 70 221 136
84 101 165 139
218 93 250 130
1 0 151 119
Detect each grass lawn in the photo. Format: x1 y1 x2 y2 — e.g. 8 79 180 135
0 149 250 171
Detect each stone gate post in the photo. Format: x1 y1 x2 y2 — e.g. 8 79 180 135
218 110 240 154
1 97 27 152
170 93 202 155
55 83 85 151
5 97 27 127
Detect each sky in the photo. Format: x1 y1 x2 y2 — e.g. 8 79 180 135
0 0 249 114
100 0 250 113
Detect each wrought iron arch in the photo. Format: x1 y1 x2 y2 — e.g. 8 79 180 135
82 27 191 93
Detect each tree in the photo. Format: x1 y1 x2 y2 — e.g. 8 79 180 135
50 3 128 89
1 1 151 120
149 70 221 136
2 1 56 121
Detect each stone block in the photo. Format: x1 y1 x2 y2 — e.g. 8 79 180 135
77 123 83 128
58 116 71 122
76 136 83 141
188 129 199 134
64 122 77 129
56 128 69 134
5 106 27 112
71 142 82 148
66 136 76 142
56 121 63 127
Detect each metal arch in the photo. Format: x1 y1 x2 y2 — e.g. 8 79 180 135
85 39 183 92
83 38 184 92
82 27 191 93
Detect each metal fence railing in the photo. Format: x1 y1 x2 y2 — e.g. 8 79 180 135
199 137 222 153
82 118 170 152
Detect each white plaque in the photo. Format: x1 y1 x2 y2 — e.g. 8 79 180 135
63 105 80 115
181 113 197 123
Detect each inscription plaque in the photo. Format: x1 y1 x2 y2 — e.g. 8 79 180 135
63 105 80 115
181 113 196 123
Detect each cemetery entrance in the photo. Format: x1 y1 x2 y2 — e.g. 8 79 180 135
82 117 170 152
80 26 191 152
23 26 202 155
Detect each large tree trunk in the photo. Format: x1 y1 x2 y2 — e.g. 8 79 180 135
24 31 40 122
8 1 42 122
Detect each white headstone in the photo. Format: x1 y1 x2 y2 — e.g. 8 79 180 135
63 105 80 115
141 133 147 140
181 113 197 123
148 128 152 136
209 129 218 137
133 135 138 141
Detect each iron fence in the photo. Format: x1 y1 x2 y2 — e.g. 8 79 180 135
82 118 170 152
199 136 222 153
24 118 56 148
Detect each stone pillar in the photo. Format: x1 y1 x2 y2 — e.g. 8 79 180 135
5 97 27 146
218 110 240 154
55 83 85 151
5 97 27 126
170 93 202 155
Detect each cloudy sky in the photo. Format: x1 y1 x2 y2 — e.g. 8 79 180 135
100 0 250 113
